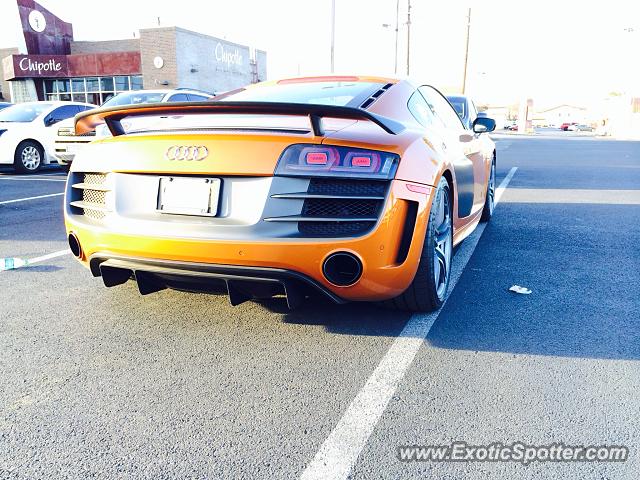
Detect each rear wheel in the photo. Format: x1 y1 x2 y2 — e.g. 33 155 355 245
386 176 453 312
14 141 44 173
480 157 496 222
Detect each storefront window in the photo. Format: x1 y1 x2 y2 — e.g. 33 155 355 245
130 76 143 90
101 92 115 104
115 76 129 91
71 78 85 93
55 79 70 93
101 77 114 92
44 80 56 94
87 93 101 105
86 77 100 92
40 75 142 105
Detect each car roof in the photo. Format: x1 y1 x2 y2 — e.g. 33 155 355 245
118 90 172 95
174 89 213 95
250 75 400 89
114 89 211 95
14 101 92 107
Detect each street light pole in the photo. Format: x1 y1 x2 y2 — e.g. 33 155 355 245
406 0 411 76
462 7 471 94
394 0 400 74
330 0 336 73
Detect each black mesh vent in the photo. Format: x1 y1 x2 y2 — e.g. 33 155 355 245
296 179 388 237
272 178 389 238
302 199 381 218
307 179 387 197
68 173 109 221
298 221 374 237
83 208 106 220
83 173 107 185
82 189 106 206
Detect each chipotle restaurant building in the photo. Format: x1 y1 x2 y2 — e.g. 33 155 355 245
1 0 267 104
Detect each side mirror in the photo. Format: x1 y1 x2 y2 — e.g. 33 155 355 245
472 116 496 134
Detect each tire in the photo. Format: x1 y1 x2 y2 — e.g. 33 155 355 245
386 176 453 312
14 140 44 173
480 157 496 222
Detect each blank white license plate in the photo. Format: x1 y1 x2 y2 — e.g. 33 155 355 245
157 177 221 216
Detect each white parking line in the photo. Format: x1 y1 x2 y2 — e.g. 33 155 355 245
495 166 517 203
27 249 72 265
0 172 65 177
301 167 518 480
0 192 64 205
0 249 72 272
0 177 67 182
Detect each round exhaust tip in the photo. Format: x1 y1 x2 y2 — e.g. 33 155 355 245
68 233 82 258
322 252 363 287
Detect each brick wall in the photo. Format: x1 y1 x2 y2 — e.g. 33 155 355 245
139 28 178 90
70 39 140 55
0 47 19 101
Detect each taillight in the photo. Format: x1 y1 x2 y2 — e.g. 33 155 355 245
302 147 339 168
275 144 399 180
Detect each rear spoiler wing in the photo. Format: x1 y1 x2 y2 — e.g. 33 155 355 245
74 101 406 137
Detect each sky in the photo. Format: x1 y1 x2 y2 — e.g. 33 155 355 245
1 0 638 109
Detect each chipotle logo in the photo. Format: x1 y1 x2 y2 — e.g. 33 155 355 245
6 55 69 79
18 57 63 74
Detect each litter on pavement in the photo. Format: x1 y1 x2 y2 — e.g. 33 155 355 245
509 285 532 295
0 258 29 271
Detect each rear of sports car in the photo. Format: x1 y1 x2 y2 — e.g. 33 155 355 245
64 78 435 308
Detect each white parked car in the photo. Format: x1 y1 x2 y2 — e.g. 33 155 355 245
53 89 214 168
0 101 93 173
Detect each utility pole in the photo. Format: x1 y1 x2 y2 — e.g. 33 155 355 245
330 0 336 73
394 0 400 74
406 0 411 76
462 7 471 94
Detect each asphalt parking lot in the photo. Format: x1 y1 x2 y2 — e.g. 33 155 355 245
1 135 639 479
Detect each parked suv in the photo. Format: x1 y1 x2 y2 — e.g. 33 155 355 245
54 89 214 168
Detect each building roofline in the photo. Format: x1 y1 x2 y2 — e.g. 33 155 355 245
139 26 257 52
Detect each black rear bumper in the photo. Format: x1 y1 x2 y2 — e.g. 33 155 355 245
88 253 344 308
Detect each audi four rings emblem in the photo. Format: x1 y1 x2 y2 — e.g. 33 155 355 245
165 145 209 161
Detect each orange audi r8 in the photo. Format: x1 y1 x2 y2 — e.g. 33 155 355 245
64 76 496 311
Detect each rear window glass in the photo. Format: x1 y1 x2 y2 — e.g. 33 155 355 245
103 92 166 107
217 81 384 107
449 99 466 119
0 103 52 122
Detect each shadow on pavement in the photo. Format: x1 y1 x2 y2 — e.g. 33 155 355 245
425 201 640 361
279 297 411 337
5 265 64 273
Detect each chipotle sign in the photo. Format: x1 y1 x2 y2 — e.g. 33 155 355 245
4 55 69 79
